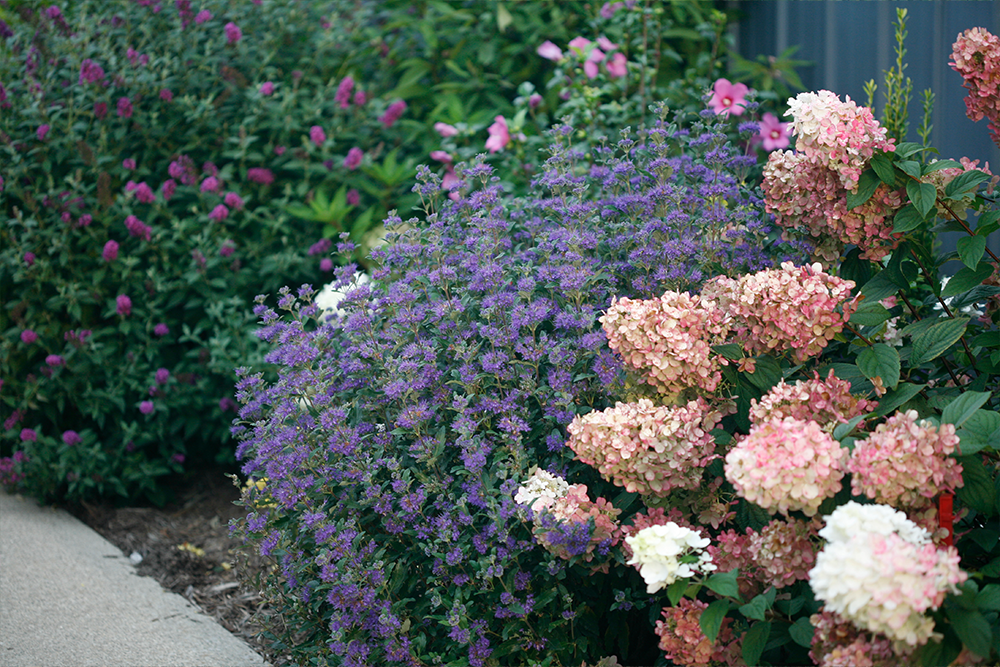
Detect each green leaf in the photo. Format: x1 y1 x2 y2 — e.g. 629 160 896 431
869 152 896 186
982 556 1000 577
833 413 867 440
944 170 991 200
789 617 814 648
895 142 923 158
667 578 688 607
848 302 892 327
923 159 965 174
956 410 1000 456
699 600 730 644
846 169 881 210
956 454 996 516
739 593 771 622
742 622 771 666
910 318 970 366
940 391 992 428
893 203 927 233
941 263 994 298
856 344 900 389
705 570 741 600
743 356 782 393
897 159 923 177
712 343 744 361
907 180 938 219
976 584 1000 611
860 271 901 303
917 631 963 666
870 383 926 418
976 210 1000 237
946 606 993 658
957 236 988 270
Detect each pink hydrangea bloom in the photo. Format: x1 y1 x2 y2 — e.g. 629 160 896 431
709 78 749 116
848 409 964 508
706 527 762 600
951 28 1000 147
528 482 621 565
536 40 563 61
756 112 790 150
750 369 876 431
102 239 119 262
309 125 326 146
259 81 274 96
224 22 241 44
762 150 904 261
785 90 895 189
247 168 274 184
724 416 846 516
485 115 510 153
654 598 742 667
706 262 857 363
343 147 363 170
809 611 899 667
748 517 821 588
567 398 726 496
116 294 132 317
600 290 730 397
434 121 458 137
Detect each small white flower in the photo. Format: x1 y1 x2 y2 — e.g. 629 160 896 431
315 271 370 319
933 275 984 318
624 523 714 593
818 501 929 546
514 469 570 511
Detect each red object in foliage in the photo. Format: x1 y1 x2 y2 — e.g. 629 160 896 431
939 493 954 546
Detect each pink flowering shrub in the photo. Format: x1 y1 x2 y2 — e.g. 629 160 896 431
724 417 846 516
951 27 1000 147
654 598 742 666
708 262 857 362
528 483 622 567
748 517 821 588
600 291 730 398
848 410 964 509
809 610 899 667
750 370 876 430
567 398 726 496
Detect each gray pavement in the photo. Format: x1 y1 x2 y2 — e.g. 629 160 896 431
0 489 268 667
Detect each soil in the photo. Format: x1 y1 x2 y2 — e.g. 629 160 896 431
67 468 286 667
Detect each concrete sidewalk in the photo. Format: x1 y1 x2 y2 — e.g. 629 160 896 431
0 490 268 667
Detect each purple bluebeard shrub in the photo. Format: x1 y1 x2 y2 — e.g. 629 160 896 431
234 113 804 666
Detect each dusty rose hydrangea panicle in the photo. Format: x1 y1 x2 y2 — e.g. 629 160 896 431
750 369 876 431
809 502 967 648
513 468 571 513
847 409 964 508
951 27 1000 147
724 416 846 516
654 598 742 666
748 517 821 588
567 398 726 496
784 90 895 190
619 507 694 559
809 610 899 667
600 290 730 399
708 262 857 362
624 523 715 593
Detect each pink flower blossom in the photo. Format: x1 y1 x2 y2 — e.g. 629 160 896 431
583 48 605 79
808 611 898 667
319 258 334 272
102 239 119 262
259 81 274 96
247 168 274 185
655 599 741 666
37 124 50 141
434 121 459 137
153 323 169 336
78 214 92 227
117 96 133 118
134 182 155 203
161 179 176 200
749 517 821 588
223 192 244 209
951 28 1000 148
208 204 229 221
346 189 360 206
429 150 452 163
219 240 235 257
485 115 510 153
79 59 105 84
116 294 132 317
124 215 152 241
155 368 170 384
309 125 326 146
343 147 363 170
597 36 617 51
751 370 876 431
62 431 81 446
139 400 154 414
160 89 173 102
335 76 354 108
195 9 211 24
605 52 627 78
122 158 136 170
46 354 64 367
20 428 36 442
848 410 964 508
567 36 592 54
274 145 285 155
23 252 35 266
536 40 563 61
379 100 407 129
353 89 367 106
709 78 749 116
756 112 790 150
200 175 220 193
94 102 108 119
224 22 241 44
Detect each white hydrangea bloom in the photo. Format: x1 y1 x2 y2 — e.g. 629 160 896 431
624 523 715 593
810 502 966 647
514 469 570 511
818 501 929 546
314 271 370 319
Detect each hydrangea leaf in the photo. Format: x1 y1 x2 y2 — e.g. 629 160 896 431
945 606 993 658
956 455 997 517
738 592 772 622
906 180 938 219
698 599 730 644
957 236 987 270
909 317 970 365
940 391 992 428
856 343 900 389
848 301 892 327
869 152 897 186
893 203 927 233
869 382 926 418
789 617 814 648
846 169 881 210
941 263 994 298
944 169 991 200
704 570 740 600
978 584 1000 611
741 621 771 666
